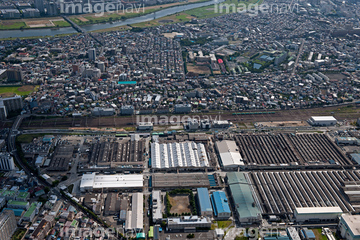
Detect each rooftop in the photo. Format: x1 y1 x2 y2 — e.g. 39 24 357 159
295 206 343 214
341 214 360 237
23 202 37 218
227 172 261 220
197 188 212 213
211 191 231 215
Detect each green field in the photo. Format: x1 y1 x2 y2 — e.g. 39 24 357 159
216 220 232 229
0 21 27 30
0 85 38 97
0 19 70 30
53 20 71 27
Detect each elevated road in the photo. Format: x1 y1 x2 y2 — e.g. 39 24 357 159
7 115 110 231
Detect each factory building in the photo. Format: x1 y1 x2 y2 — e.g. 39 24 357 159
121 105 134 115
152 191 162 223
308 116 337 126
215 140 244 169
137 122 153 131
300 228 316 240
197 188 212 217
293 207 343 223
287 227 301 240
125 193 143 232
174 104 191 114
340 180 360 204
227 172 261 224
339 214 360 240
80 173 143 192
211 191 231 219
167 216 211 231
151 142 209 169
336 137 360 145
185 118 200 130
92 107 115 116
212 120 231 128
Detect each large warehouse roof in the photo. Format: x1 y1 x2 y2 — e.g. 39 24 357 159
197 188 212 213
80 173 143 191
341 214 360 237
310 116 337 121
211 191 231 216
227 172 261 222
295 206 343 214
216 140 244 167
151 141 209 169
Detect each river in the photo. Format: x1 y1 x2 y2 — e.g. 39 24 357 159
0 0 224 39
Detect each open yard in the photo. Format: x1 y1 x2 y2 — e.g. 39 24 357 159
132 13 193 28
313 229 327 240
0 18 69 30
187 65 212 75
72 0 206 26
169 195 191 215
0 20 27 30
0 85 38 97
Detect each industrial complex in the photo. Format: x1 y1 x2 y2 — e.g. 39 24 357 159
4 113 360 240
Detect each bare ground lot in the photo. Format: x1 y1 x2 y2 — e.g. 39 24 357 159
187 65 211 75
257 121 309 127
169 195 191 215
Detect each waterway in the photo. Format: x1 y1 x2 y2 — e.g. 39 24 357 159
0 0 224 39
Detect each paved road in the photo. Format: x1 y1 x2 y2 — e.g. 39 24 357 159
291 38 305 76
8 115 109 230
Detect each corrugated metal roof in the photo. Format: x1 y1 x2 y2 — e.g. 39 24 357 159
197 188 212 213
211 191 231 216
227 172 261 221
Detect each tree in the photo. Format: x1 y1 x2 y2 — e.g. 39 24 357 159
44 187 50 193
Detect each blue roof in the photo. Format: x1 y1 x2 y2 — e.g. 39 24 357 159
3 208 24 217
302 229 316 239
197 188 212 213
208 175 216 187
277 237 291 240
118 81 137 85
211 191 231 217
253 63 262 69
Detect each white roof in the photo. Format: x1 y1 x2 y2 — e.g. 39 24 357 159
80 173 143 190
310 116 337 121
341 214 360 236
152 191 162 220
295 206 343 214
216 140 244 167
151 141 209 169
131 193 143 230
